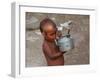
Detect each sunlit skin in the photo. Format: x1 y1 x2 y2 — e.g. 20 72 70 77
42 24 65 66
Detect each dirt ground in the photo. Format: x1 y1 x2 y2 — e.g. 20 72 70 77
25 12 89 67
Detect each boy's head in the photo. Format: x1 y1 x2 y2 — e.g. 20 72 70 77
40 18 57 41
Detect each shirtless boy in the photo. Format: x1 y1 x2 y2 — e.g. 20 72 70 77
40 18 65 66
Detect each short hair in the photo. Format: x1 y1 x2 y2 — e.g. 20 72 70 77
39 18 57 33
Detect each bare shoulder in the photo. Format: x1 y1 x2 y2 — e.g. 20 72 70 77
42 41 48 50
42 41 52 55
43 41 46 47
43 41 54 49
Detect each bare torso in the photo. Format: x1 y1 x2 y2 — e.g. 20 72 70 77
42 40 64 66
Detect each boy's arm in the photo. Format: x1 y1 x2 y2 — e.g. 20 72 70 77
43 43 63 59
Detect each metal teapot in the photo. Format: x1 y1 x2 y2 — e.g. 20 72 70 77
56 21 74 52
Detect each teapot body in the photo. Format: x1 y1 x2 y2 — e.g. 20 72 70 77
57 35 74 52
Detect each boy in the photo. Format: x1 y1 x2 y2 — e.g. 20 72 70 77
40 18 65 66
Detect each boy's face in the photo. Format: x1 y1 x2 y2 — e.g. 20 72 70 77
43 24 57 42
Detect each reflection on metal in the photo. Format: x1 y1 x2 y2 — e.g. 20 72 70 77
60 21 72 29
56 21 74 52
57 36 74 52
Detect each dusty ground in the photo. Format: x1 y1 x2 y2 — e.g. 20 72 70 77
25 12 89 67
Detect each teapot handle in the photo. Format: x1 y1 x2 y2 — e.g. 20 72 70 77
68 29 70 34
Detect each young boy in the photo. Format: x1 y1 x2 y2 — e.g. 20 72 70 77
40 18 65 66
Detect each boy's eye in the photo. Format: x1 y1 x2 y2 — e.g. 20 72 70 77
50 32 55 36
50 33 54 35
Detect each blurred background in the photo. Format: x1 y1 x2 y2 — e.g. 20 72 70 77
25 12 89 67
